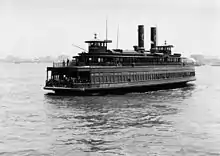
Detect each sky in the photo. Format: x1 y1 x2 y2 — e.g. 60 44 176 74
0 0 220 58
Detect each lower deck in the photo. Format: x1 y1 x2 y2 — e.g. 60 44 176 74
44 74 195 94
44 77 195 95
44 65 196 93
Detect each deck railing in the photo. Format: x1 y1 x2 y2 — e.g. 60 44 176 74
53 62 68 67
52 62 184 67
51 60 192 68
53 61 77 67
53 62 61 67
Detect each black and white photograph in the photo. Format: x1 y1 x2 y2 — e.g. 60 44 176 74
0 0 219 155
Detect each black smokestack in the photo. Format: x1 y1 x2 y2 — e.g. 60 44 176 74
138 25 144 49
151 27 157 50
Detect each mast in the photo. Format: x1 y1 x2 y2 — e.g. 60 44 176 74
105 17 108 50
156 24 158 47
116 24 119 49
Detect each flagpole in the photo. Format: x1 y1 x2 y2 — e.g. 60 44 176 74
106 16 108 51
116 24 119 49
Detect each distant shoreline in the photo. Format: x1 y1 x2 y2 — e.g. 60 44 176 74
0 61 52 64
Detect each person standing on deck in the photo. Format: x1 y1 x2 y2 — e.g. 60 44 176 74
67 58 69 66
62 60 65 66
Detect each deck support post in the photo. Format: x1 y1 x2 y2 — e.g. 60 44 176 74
46 70 48 81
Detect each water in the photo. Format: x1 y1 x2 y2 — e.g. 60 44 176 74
0 63 220 156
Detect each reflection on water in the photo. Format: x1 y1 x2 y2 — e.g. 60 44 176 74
1 64 220 156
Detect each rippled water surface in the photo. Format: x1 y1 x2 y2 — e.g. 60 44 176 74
0 63 220 156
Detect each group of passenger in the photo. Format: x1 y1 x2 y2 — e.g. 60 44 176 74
62 59 70 67
46 76 90 88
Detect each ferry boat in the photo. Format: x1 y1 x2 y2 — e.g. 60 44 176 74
43 25 196 94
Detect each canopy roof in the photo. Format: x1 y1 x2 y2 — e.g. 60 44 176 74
85 39 112 43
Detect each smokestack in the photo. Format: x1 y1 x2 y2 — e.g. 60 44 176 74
138 25 144 49
151 27 157 50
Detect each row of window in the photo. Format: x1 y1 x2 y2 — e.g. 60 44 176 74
91 71 195 84
76 56 181 65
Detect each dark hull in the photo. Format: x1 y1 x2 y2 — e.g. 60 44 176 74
44 78 195 95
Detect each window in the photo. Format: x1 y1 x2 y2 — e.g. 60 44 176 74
115 74 119 82
145 73 148 80
99 76 103 83
119 75 122 82
106 76 110 83
95 76 99 83
110 75 114 83
142 73 145 81
102 76 106 83
123 75 126 82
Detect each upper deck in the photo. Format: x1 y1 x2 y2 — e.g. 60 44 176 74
49 25 194 69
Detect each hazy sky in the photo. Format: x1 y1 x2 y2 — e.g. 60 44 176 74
0 0 220 58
